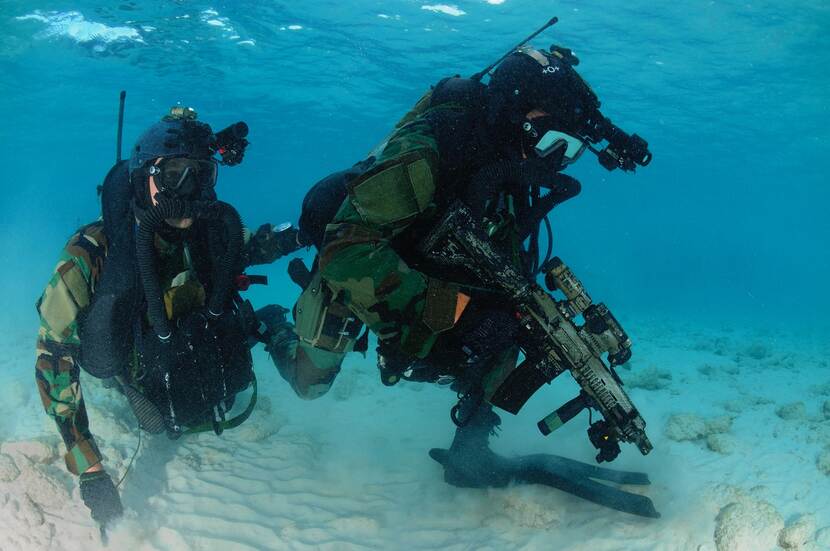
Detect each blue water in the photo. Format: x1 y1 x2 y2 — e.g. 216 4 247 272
2 1 828 329
1 1 829 547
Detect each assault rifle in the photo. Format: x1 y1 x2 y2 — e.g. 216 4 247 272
420 201 652 463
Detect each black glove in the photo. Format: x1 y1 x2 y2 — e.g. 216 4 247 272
377 340 416 386
247 223 301 265
79 471 124 529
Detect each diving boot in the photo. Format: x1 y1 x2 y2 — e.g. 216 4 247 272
429 401 511 488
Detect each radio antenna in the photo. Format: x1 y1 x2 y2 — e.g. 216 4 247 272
116 90 126 163
471 16 558 82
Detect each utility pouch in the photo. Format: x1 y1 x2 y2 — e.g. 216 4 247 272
348 152 434 227
295 272 363 354
421 278 463 333
163 277 206 320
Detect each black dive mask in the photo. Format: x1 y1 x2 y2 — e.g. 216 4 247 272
522 115 587 168
147 157 218 200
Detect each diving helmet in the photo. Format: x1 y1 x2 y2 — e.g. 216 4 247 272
129 107 218 207
486 46 603 166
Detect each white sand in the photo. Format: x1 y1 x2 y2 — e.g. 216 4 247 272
1 318 828 550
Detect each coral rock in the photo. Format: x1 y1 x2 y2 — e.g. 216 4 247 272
665 413 708 442
714 499 784 551
705 415 733 434
744 343 771 360
625 366 673 391
778 514 817 550
776 402 807 421
707 433 736 455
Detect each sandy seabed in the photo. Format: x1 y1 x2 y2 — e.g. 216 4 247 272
1 317 828 551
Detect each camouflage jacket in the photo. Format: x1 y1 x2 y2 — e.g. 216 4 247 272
35 220 280 475
318 113 449 358
282 98 516 399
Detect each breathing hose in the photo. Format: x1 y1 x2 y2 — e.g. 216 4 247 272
466 159 582 273
135 198 244 340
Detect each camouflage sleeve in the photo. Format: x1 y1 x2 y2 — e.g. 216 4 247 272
319 118 457 359
34 224 106 475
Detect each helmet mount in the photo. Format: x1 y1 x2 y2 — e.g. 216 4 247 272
476 16 652 172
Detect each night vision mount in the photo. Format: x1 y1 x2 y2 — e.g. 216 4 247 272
112 93 250 167
473 16 652 173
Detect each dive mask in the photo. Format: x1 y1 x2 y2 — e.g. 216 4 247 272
522 116 587 166
148 157 218 198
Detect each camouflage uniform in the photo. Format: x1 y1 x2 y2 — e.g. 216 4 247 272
281 95 518 399
35 221 284 475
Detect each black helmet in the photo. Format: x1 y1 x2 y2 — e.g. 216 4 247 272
129 108 214 172
487 46 601 137
129 107 217 207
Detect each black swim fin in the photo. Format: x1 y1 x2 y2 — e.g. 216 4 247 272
429 448 659 518
428 400 659 518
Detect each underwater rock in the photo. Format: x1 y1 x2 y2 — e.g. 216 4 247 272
698 363 739 378
817 448 830 476
713 499 784 551
809 380 830 397
805 423 830 446
0 440 57 464
707 433 736 455
822 400 830 420
778 514 817 550
666 413 734 444
0 454 20 482
665 413 708 441
723 395 774 413
705 415 733 434
625 365 672 390
776 402 807 421
744 343 771 361
694 336 733 356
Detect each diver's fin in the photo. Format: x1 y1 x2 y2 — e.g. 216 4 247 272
429 448 659 518
519 453 651 485
507 454 660 518
429 448 450 465
121 383 166 434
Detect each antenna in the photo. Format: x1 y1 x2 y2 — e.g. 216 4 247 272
471 16 559 82
116 90 126 163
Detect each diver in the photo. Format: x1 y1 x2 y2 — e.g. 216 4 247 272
33 106 300 535
272 17 659 517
